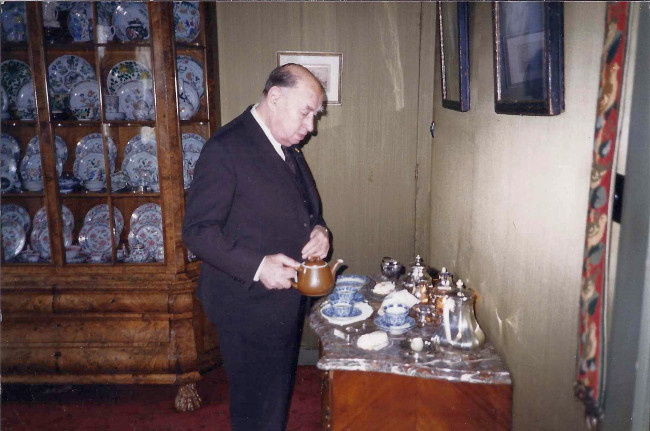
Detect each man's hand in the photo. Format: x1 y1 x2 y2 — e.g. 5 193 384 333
258 253 300 290
301 225 330 260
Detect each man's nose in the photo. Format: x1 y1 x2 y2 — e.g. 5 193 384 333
304 114 315 132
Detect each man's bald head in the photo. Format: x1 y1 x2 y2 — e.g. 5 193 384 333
263 63 324 97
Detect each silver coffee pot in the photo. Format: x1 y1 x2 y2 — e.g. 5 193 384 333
440 280 485 350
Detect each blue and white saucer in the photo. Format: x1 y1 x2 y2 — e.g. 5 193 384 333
374 315 416 335
322 304 363 319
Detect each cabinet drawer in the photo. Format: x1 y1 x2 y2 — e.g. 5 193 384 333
2 292 53 313
2 319 169 344
53 292 169 313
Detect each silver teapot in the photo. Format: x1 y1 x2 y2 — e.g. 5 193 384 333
402 255 432 296
440 280 485 350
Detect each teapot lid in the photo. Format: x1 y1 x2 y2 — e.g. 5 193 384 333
303 256 327 268
451 280 474 301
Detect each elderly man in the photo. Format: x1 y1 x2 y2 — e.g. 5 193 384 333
183 64 330 430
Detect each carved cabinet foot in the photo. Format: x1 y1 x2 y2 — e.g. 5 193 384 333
175 383 202 412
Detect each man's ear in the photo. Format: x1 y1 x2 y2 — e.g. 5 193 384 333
266 86 283 110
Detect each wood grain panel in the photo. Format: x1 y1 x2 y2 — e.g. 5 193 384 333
2 319 169 344
2 292 53 313
53 292 168 313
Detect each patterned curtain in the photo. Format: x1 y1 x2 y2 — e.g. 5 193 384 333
575 3 629 429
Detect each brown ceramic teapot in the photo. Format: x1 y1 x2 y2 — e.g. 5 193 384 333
290 257 344 297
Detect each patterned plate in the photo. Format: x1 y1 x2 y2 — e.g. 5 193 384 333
1 203 30 232
106 60 152 96
113 2 149 42
69 79 100 120
1 132 21 161
183 151 200 189
176 55 204 98
125 132 157 158
181 133 205 154
2 220 26 261
84 204 124 237
75 133 117 162
174 2 201 43
178 79 199 120
128 223 163 250
1 85 8 118
34 205 74 232
122 151 158 186
26 135 68 165
73 152 113 182
31 226 72 259
130 203 162 231
78 222 113 255
0 59 32 108
116 79 154 121
47 55 95 95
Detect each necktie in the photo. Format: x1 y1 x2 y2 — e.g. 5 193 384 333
282 146 297 175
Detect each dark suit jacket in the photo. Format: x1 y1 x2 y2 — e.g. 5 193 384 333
182 107 326 331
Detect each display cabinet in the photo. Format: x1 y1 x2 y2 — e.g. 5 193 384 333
1 2 220 410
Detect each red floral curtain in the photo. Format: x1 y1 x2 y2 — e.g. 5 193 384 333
575 2 629 429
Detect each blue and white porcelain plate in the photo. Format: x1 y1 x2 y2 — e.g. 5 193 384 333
0 60 32 108
113 2 149 42
33 205 74 232
124 132 157 158
2 220 26 261
69 79 100 120
174 2 200 43
374 315 416 335
130 203 162 232
47 55 95 95
177 55 204 98
73 152 113 182
1 133 21 161
27 135 68 165
321 305 363 319
181 133 205 154
122 151 158 186
76 133 117 162
84 204 124 238
1 203 31 233
106 60 152 95
182 151 199 189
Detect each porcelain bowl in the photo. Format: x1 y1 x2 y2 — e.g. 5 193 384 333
382 303 410 327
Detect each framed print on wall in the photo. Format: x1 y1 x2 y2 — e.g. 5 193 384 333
492 2 564 115
277 51 342 105
437 1 470 112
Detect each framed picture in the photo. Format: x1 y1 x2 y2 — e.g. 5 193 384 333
492 2 564 115
277 51 343 105
437 1 470 112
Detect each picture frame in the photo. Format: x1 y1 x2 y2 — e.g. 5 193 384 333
437 1 470 112
277 51 343 105
492 2 564 115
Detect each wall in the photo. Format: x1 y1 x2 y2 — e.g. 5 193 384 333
429 3 606 430
216 2 434 276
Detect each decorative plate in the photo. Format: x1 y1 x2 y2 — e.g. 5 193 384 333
124 132 157 158
1 153 18 176
0 59 32 108
178 79 199 120
1 2 27 43
110 171 129 192
106 60 152 96
176 55 204 98
1 86 9 118
2 221 26 261
34 205 74 232
122 151 158 186
374 315 416 335
73 152 111 182
67 2 93 43
1 203 31 232
115 79 154 121
96 1 119 26
20 153 44 184
31 226 72 259
84 204 124 237
113 2 150 42
75 133 117 162
182 133 205 154
182 151 200 189
26 135 68 165
69 79 100 120
1 133 21 161
15 80 35 111
47 55 95 95
174 2 201 43
128 223 163 250
78 222 113 255
130 203 162 231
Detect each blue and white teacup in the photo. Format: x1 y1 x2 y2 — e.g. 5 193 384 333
382 303 410 327
331 302 354 318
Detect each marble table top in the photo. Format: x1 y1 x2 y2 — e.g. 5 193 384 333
309 282 512 385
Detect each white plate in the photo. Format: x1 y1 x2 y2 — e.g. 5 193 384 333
113 3 149 42
2 220 25 261
106 60 152 95
47 55 95 95
183 151 200 189
178 79 199 120
130 203 162 231
69 79 100 120
125 132 157 158
34 205 74 232
1 203 30 232
73 152 113 182
122 151 158 186
181 133 205 154
75 133 117 162
176 55 204 98
84 204 124 237
15 80 35 118
128 223 163 250
1 132 21 161
78 222 114 255
174 2 201 43
116 79 154 121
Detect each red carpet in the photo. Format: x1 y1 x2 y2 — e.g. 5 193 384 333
1 366 321 431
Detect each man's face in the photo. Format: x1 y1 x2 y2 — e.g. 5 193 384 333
270 79 324 147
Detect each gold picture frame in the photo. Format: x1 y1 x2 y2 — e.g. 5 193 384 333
277 51 343 105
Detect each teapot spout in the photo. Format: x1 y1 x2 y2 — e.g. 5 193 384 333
330 259 344 278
